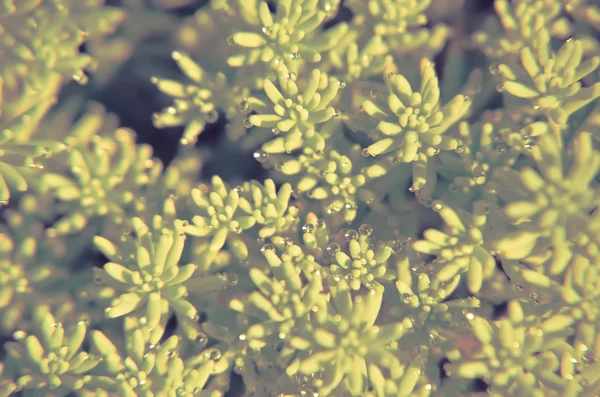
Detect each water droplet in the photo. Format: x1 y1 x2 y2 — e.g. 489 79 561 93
271 127 280 134
359 224 373 236
496 83 505 92
302 223 315 234
455 145 465 154
253 150 270 163
227 36 235 45
489 63 499 75
239 334 247 341
344 229 359 241
260 243 276 254
227 273 239 286
334 109 342 118
207 110 219 123
243 118 253 128
208 348 222 361
429 334 441 347
408 186 416 192
431 200 444 212
190 312 200 322
361 148 371 157
337 80 346 88
495 144 507 153
386 240 403 252
327 243 340 255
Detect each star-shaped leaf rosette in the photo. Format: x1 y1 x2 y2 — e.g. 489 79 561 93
236 178 297 240
412 200 497 294
285 283 429 396
470 0 565 60
326 32 393 83
42 128 162 236
3 308 102 393
388 253 481 361
492 131 600 275
343 0 449 59
0 98 67 205
325 225 395 291
93 217 201 336
354 59 473 192
90 317 216 396
184 175 257 255
226 0 348 69
0 0 123 93
501 256 600 366
446 301 588 397
496 33 600 125
275 145 378 223
151 51 250 146
228 243 325 351
248 66 341 154
345 0 431 37
436 121 521 207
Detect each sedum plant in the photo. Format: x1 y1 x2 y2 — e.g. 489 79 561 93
1 0 600 396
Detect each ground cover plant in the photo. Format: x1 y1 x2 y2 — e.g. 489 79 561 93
1 0 600 396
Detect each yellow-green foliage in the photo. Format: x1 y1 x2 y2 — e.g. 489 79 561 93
1 0 600 396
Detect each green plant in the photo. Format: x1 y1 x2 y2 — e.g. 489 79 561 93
1 0 600 396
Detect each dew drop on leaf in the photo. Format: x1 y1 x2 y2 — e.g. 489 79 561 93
431 200 444 212
359 224 373 236
260 243 276 254
344 229 359 241
253 150 270 163
302 223 315 234
327 243 340 255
